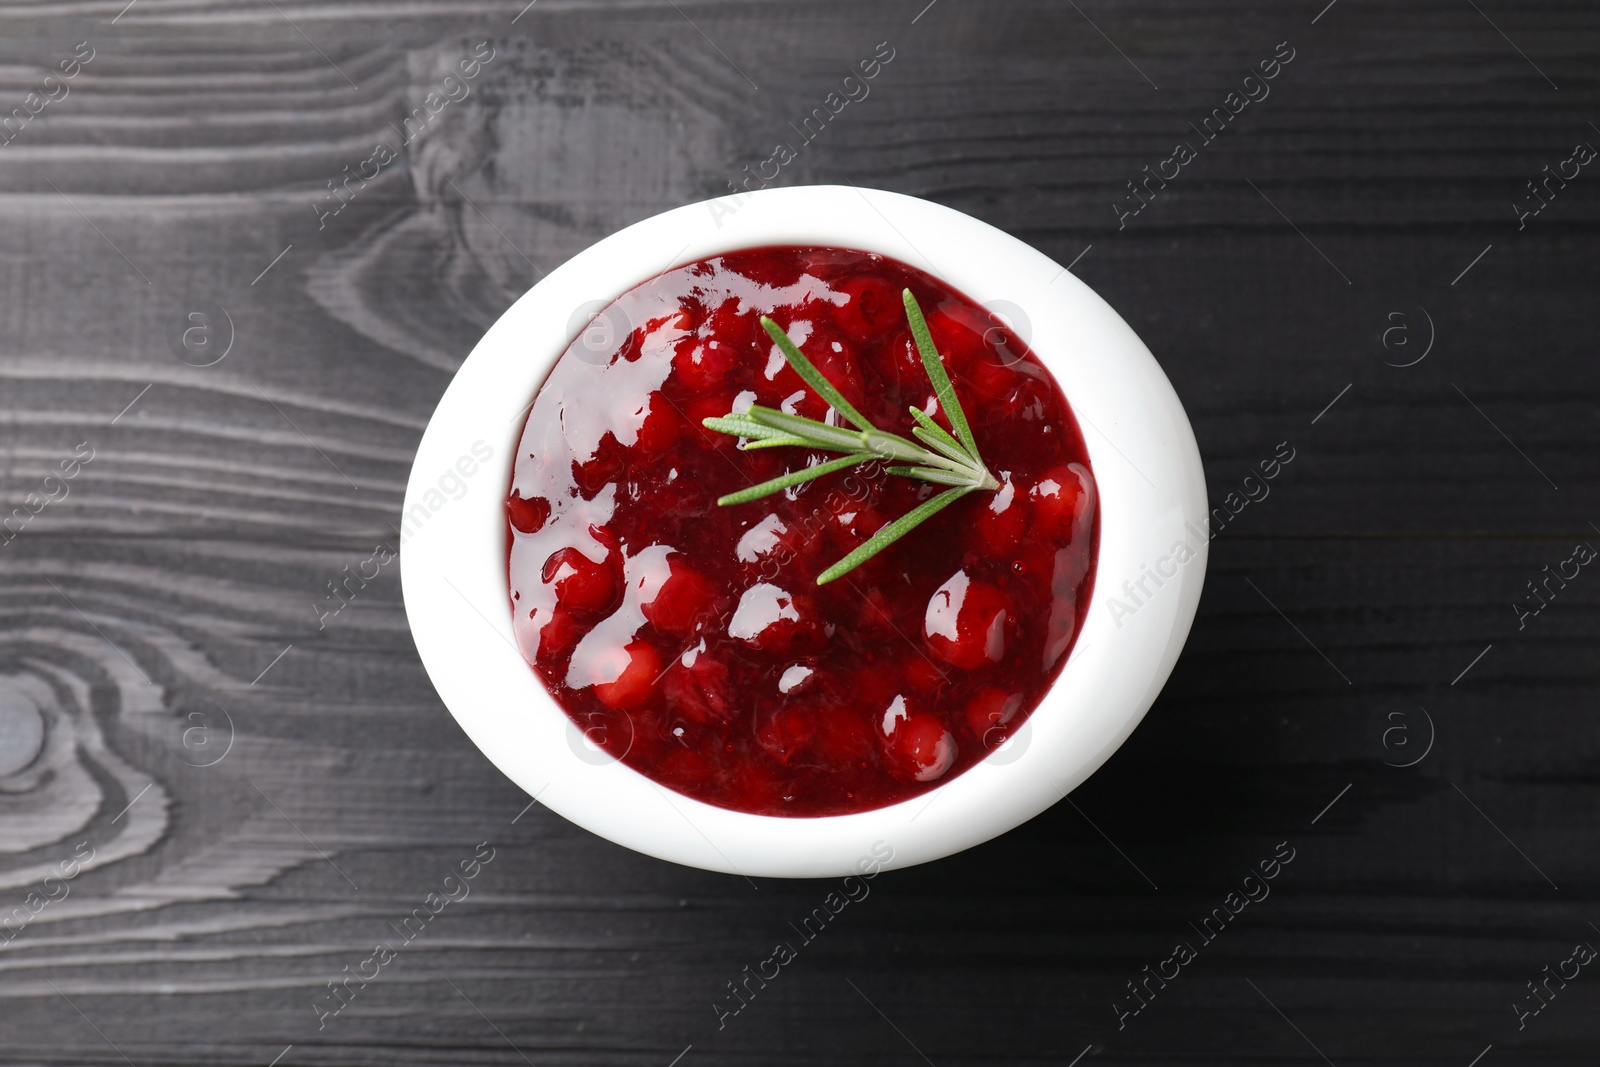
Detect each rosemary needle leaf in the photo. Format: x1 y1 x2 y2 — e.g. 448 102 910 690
885 464 978 487
739 435 812 451
902 289 982 461
907 408 972 465
817 485 974 585
741 406 865 451
717 454 876 506
910 426 975 468
759 316 873 432
701 415 789 439
907 404 965 450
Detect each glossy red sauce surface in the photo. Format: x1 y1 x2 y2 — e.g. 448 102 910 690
508 246 1097 816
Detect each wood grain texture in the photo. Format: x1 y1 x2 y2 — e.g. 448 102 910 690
0 0 1598 1064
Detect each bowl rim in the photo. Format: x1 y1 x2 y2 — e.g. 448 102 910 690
401 184 1208 878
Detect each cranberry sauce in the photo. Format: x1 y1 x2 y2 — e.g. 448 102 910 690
507 246 1097 817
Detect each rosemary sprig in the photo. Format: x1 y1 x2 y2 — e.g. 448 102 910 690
701 289 998 585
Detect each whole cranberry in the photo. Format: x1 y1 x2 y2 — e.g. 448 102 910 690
541 546 619 617
641 559 719 638
924 571 1010 670
674 340 736 393
879 695 956 782
973 473 1025 551
1031 464 1089 537
635 395 683 452
516 602 582 666
965 686 1023 747
591 640 662 710
506 492 551 535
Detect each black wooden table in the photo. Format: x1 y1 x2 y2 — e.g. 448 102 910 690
1 1 1596 1064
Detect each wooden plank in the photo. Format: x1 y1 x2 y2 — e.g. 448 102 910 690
0 1 1597 1064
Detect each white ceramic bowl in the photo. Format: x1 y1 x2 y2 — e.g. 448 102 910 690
401 185 1206 878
